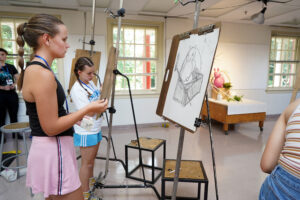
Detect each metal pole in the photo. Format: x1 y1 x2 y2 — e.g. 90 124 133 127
90 0 96 56
171 1 201 199
193 0 201 28
83 11 87 50
205 93 219 200
171 127 185 200
104 0 123 178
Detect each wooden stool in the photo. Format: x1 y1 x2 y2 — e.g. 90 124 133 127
0 122 30 179
125 137 166 184
161 159 208 200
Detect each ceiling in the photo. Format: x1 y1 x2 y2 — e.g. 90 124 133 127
1 0 300 28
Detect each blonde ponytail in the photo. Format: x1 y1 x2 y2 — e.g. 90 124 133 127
16 23 26 90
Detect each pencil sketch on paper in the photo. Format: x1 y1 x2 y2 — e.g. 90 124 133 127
173 46 203 107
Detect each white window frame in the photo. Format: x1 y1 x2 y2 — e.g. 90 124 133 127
267 31 300 92
107 19 164 97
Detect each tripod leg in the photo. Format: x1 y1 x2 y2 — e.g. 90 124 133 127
171 127 185 200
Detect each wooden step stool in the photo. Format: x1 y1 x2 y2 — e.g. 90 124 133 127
125 137 166 184
161 159 208 200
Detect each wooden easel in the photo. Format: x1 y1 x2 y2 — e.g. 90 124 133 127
156 1 220 199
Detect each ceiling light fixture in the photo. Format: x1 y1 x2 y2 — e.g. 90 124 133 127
251 6 267 24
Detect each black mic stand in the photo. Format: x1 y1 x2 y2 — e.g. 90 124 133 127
89 69 160 199
88 1 161 198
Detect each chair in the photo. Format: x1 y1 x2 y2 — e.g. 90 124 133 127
0 122 30 179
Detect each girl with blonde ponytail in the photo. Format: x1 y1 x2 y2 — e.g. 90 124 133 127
16 14 108 200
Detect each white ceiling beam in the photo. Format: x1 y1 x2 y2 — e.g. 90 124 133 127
167 0 223 17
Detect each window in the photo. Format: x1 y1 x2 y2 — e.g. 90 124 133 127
0 15 59 76
0 18 31 69
107 19 164 95
267 32 300 89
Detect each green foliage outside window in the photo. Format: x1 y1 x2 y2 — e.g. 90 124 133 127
113 25 158 91
268 35 300 89
1 18 58 75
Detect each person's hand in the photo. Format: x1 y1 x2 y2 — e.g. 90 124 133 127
9 84 15 90
75 120 82 126
88 99 108 114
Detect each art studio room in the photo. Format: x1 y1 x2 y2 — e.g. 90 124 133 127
0 0 300 200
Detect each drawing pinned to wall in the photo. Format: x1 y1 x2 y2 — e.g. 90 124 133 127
157 24 221 133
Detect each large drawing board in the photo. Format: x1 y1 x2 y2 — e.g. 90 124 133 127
68 49 101 94
156 24 221 133
100 46 117 100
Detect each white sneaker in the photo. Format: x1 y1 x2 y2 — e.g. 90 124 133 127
83 192 102 200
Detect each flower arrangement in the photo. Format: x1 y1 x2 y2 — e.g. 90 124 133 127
210 68 243 102
227 95 244 102
223 82 232 89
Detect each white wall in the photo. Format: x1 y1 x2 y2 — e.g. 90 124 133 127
211 22 300 114
2 6 300 125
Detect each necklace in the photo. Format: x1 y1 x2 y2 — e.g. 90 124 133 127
79 79 96 92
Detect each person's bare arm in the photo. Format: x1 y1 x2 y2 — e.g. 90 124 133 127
10 74 19 90
260 113 286 173
260 99 300 173
29 68 107 136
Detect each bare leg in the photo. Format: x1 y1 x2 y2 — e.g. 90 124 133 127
79 142 100 192
48 186 83 200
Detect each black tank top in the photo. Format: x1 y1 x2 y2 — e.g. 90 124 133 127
25 61 74 137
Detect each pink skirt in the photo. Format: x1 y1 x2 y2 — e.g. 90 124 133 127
26 136 81 198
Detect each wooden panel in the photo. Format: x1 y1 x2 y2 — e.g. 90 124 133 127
201 100 227 123
227 112 266 124
156 34 180 116
68 49 101 94
100 47 116 100
164 160 205 180
127 137 164 150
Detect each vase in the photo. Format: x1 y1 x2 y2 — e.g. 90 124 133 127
220 88 230 100
211 87 218 100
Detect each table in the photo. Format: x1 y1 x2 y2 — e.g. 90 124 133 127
201 98 266 135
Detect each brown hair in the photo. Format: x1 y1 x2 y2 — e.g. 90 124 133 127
74 57 94 96
16 14 64 90
0 48 8 55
